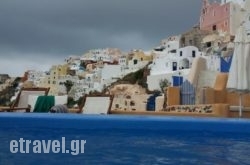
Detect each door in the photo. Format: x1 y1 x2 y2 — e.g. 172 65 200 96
172 62 177 71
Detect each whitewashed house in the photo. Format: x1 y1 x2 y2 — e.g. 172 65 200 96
147 46 203 91
101 64 122 86
160 35 181 50
26 70 46 87
203 55 221 72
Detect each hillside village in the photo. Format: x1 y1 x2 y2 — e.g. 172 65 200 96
1 0 250 115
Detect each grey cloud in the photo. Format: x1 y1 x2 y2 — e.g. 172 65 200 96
0 0 203 76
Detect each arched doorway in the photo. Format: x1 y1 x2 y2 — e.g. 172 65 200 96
179 58 189 69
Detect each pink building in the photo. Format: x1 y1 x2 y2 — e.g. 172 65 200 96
200 0 243 36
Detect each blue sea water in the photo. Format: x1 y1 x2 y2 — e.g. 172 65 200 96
0 113 250 165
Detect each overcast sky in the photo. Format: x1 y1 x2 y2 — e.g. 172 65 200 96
0 0 203 77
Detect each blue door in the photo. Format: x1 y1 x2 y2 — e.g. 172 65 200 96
172 76 183 86
180 80 195 105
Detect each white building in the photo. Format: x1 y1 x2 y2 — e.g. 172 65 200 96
150 46 202 75
101 64 122 84
119 55 127 66
68 79 89 100
127 57 149 73
203 55 221 72
243 0 250 32
222 0 246 8
26 70 46 87
147 46 203 91
81 48 121 63
159 35 181 51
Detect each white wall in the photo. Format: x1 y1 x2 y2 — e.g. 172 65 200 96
244 13 250 33
230 3 245 35
147 69 190 91
223 0 245 8
203 55 221 72
150 46 202 76
127 60 148 72
160 35 180 51
147 73 173 91
101 64 122 80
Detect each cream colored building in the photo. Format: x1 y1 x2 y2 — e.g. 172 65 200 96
38 64 69 95
110 84 149 111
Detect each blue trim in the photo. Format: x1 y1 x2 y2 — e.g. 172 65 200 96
220 55 233 72
180 80 195 105
172 76 183 86
146 93 161 111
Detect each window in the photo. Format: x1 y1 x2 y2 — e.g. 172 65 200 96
172 62 177 71
170 49 177 53
212 25 217 31
130 101 135 106
192 51 196 58
206 42 212 47
134 59 138 65
180 51 183 56
126 95 131 99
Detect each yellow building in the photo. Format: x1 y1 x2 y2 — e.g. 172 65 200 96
39 64 69 95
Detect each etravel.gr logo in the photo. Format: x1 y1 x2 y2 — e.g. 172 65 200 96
10 137 86 155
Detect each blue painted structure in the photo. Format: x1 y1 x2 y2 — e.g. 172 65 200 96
1 113 250 164
172 76 183 86
180 80 195 105
146 92 161 111
220 55 233 73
